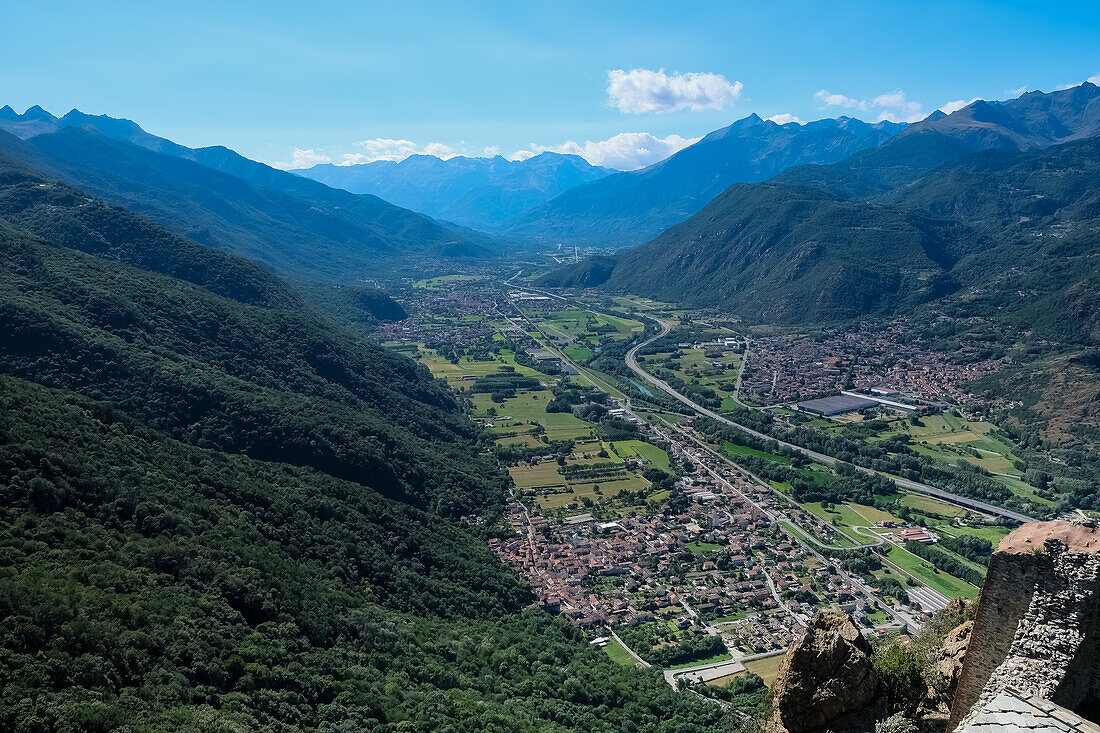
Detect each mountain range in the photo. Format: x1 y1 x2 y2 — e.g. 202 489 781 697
502 114 905 246
540 83 1100 339
0 106 499 285
298 152 613 230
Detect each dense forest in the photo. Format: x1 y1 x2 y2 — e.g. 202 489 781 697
0 157 736 731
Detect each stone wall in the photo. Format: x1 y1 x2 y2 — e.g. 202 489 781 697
948 520 1100 731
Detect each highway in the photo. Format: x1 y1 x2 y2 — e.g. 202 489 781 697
625 318 1038 525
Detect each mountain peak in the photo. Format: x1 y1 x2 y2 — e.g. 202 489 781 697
22 105 57 122
733 112 765 128
0 105 17 121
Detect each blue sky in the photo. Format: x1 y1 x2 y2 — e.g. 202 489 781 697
3 0 1099 169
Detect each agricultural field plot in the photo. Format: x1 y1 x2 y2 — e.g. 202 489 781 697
937 523 1012 545
417 348 544 389
742 653 786 687
563 343 595 363
536 308 643 347
883 545 979 600
488 391 595 441
723 441 791 465
898 494 970 518
610 439 670 469
887 413 1022 475
843 502 903 526
411 274 487 289
640 347 743 402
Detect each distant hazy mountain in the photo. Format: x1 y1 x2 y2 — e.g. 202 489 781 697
773 82 1100 199
503 114 904 246
0 107 498 282
541 85 1100 338
298 153 613 230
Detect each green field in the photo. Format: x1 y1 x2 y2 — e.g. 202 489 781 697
418 348 545 389
686 540 723 553
890 413 1022 475
743 653 786 687
723 441 791 465
640 346 743 405
937 523 1012 545
412 274 486 289
603 637 637 666
611 439 670 469
667 652 733 670
899 494 969 518
883 545 979 599
537 309 643 347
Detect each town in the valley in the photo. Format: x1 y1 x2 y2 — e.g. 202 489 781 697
375 263 1040 690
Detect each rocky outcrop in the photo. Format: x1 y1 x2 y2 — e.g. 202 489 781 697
768 608 881 733
948 519 1100 731
916 619 972 731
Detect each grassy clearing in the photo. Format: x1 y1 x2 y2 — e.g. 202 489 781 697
993 474 1056 507
686 541 723 553
845 502 903 525
603 637 637 666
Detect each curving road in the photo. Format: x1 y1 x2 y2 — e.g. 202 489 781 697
625 319 1037 524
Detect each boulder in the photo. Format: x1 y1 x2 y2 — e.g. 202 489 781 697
768 609 881 733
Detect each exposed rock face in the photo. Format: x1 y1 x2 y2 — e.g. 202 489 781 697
948 519 1100 731
768 608 880 733
917 619 973 731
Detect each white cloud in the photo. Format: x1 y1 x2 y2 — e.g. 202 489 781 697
766 113 802 125
1005 85 1028 97
607 68 742 114
814 89 869 110
338 138 461 165
272 147 331 170
1090 73 1100 85
482 145 501 157
939 97 979 115
814 88 926 123
511 132 698 170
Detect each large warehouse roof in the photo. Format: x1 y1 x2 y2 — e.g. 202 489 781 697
796 395 880 416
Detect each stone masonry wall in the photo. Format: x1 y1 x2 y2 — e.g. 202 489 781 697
948 520 1100 731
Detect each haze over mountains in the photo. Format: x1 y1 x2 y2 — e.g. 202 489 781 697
298 152 613 230
540 83 1100 339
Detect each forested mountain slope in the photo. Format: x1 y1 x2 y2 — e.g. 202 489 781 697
0 115 495 283
541 133 1100 340
300 152 613 229
585 182 961 323
0 155 498 515
0 157 732 731
503 114 902 246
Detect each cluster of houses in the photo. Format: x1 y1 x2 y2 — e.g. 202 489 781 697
741 323 998 406
492 443 889 654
